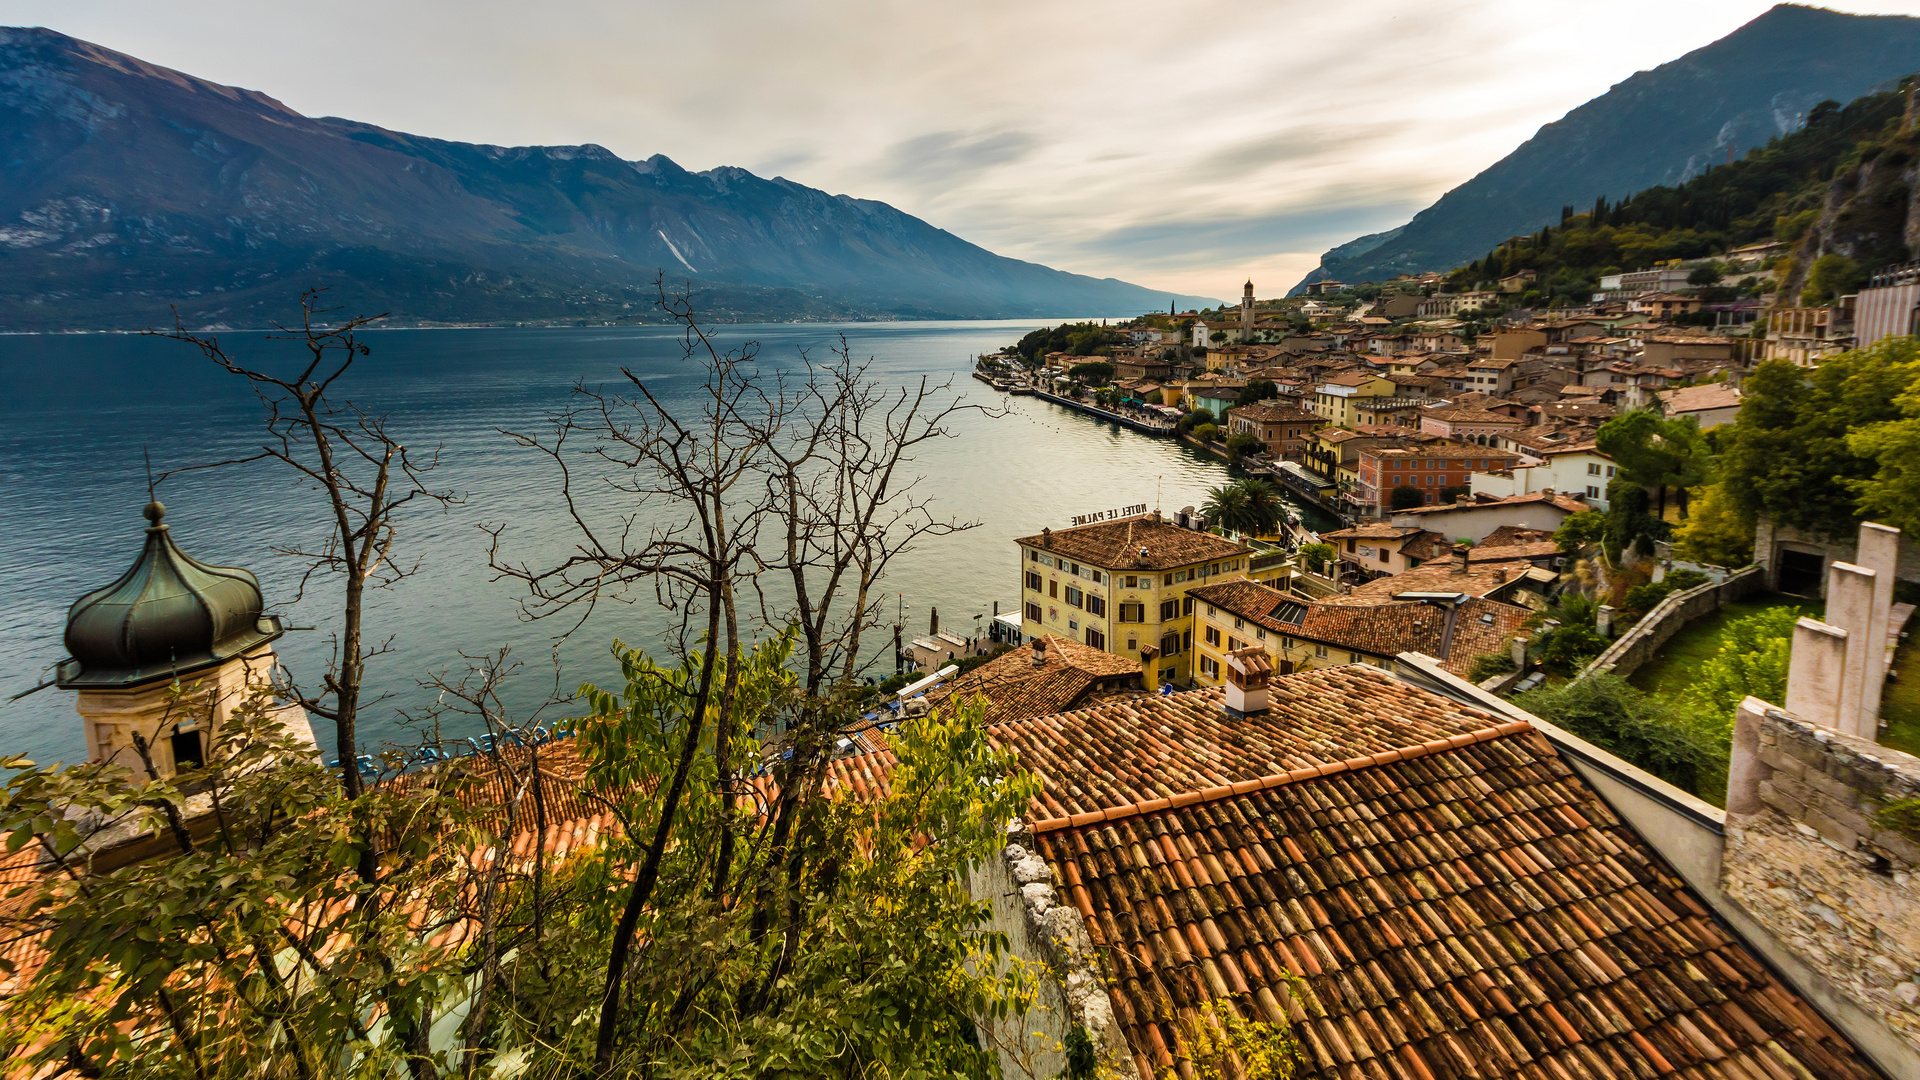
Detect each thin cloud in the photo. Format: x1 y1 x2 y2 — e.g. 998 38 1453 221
4 0 1920 298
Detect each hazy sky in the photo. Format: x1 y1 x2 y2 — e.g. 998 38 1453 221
5 1 1920 299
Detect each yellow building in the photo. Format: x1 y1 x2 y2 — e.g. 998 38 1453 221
1310 372 1399 428
1016 512 1251 685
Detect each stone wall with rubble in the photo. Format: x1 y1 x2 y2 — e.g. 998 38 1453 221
1723 705 1920 1046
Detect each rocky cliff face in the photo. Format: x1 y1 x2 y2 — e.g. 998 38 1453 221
1783 110 1920 303
0 27 1203 328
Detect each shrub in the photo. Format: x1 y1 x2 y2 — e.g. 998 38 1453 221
1226 432 1265 458
1389 485 1425 510
1298 543 1334 574
1192 423 1219 441
1515 674 1721 793
1469 652 1518 682
1537 625 1607 675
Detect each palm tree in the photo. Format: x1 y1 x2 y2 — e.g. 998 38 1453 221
1202 483 1253 534
1239 478 1285 535
1203 478 1286 536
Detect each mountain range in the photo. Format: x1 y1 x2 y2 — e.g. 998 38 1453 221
0 27 1208 330
1291 4 1920 293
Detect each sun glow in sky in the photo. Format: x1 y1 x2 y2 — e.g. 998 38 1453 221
6 0 1920 300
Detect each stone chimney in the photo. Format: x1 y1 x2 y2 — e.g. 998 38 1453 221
1041 527 1053 548
1451 544 1470 575
1494 568 1508 584
1150 508 1162 526
1031 638 1048 667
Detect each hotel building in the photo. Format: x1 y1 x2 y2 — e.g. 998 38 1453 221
1015 511 1251 686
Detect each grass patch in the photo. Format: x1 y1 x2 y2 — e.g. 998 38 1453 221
1627 594 1817 700
1878 634 1920 757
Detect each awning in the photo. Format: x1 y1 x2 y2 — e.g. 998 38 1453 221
994 612 1023 631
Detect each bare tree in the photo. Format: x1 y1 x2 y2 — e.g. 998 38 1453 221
487 281 773 1069
153 288 459 800
488 278 995 1067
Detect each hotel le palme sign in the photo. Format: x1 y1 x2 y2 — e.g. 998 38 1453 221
1068 503 1148 527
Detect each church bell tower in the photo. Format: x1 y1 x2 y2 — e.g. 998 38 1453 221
1241 280 1255 336
56 500 314 782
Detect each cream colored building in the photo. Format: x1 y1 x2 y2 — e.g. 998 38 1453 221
1016 512 1251 685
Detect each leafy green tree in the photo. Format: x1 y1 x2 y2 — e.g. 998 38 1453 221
1596 410 1706 518
1844 337 1920 534
1192 423 1219 441
1676 607 1798 731
1234 380 1279 408
1671 483 1755 566
1176 407 1216 435
1068 360 1114 384
1225 432 1265 459
1686 263 1723 286
1721 350 1913 539
1554 510 1607 551
1390 485 1425 510
1802 253 1866 305
1298 542 1335 574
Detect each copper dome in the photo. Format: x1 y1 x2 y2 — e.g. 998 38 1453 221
57 501 284 689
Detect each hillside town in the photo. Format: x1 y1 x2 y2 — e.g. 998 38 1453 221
11 11 1920 1080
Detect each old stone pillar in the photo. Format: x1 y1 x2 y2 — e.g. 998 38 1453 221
1786 617 1849 732
1726 697 1770 815
1826 561 1878 738
1856 522 1900 732
1595 605 1615 639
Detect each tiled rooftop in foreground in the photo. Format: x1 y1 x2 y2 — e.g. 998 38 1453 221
956 666 1883 1080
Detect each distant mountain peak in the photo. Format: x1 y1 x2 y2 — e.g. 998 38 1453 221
1291 4 1920 292
0 27 1212 327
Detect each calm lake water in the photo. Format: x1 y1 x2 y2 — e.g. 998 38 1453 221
0 321 1299 765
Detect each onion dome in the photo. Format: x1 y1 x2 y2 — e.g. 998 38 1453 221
56 500 284 689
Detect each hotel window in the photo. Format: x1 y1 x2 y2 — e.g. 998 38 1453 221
1233 617 1244 630
1085 595 1106 617
1183 597 1194 615
1200 656 1220 679
1069 618 1078 631
1204 626 1220 646
1159 600 1178 621
1028 549 1039 562
1086 628 1105 650
1160 633 1180 656
1025 571 1041 592
1049 580 1058 598
1349 652 1361 663
1160 667 1176 684
1025 602 1041 621
1090 570 1103 584
1314 644 1329 659
1118 603 1145 623
1126 637 1137 651
1283 636 1295 650
1255 627 1266 640
1205 604 1215 617
1163 574 1174 586
1227 637 1241 652
1065 585 1083 608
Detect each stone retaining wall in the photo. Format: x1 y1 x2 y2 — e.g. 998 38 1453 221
1725 701 1920 1050
1575 564 1765 683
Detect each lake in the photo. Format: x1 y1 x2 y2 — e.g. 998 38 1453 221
0 321 1304 765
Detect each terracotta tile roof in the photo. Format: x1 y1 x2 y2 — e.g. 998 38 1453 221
1026 679 1882 1080
1323 524 1425 541
1189 580 1530 677
1400 531 1456 563
1230 402 1321 424
1016 516 1250 572
1656 383 1742 414
1480 526 1556 548
1392 491 1586 517
1468 541 1562 564
1330 561 1530 603
1421 406 1522 425
921 635 1143 725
